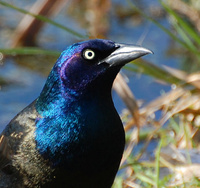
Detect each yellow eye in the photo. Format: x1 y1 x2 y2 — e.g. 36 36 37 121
83 49 95 60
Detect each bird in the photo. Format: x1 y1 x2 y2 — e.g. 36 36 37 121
0 39 152 188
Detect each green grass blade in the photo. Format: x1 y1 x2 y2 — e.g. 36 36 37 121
160 0 200 59
155 137 163 188
0 48 60 56
125 60 182 85
174 23 200 59
169 118 180 134
175 23 196 51
127 0 190 50
183 123 192 164
160 0 200 46
0 1 87 39
136 173 156 186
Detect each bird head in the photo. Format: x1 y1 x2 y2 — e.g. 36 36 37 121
35 39 152 161
38 39 152 105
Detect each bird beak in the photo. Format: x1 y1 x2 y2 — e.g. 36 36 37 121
99 43 153 67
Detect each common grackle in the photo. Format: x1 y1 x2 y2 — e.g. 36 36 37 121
0 39 152 188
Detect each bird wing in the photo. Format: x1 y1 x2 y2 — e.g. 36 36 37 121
0 100 38 170
0 134 12 168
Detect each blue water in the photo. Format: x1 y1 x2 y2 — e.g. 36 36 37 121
0 0 181 133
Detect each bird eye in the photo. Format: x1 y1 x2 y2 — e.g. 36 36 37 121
83 49 95 60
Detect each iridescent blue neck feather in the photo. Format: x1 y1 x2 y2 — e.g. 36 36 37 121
35 39 120 167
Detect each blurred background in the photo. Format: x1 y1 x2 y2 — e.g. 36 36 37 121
1 0 200 187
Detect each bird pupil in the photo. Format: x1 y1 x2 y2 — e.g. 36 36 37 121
88 52 92 56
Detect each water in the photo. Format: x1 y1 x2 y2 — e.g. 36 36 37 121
0 0 181 132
